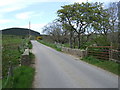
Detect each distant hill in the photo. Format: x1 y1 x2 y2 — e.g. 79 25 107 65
2 27 40 36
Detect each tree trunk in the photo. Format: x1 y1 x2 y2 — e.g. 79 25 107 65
73 37 76 48
69 30 73 48
78 33 81 49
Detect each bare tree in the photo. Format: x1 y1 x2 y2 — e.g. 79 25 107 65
107 2 118 46
117 1 120 51
42 20 69 44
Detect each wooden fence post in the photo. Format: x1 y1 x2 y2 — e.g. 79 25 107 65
109 42 112 61
4 61 14 87
8 61 13 77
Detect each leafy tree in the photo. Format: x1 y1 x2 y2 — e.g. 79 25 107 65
57 2 108 49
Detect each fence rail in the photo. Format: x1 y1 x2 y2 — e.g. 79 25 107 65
88 46 120 63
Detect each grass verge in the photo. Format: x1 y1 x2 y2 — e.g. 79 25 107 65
13 66 35 88
2 54 35 88
38 40 61 51
2 35 35 88
81 56 120 76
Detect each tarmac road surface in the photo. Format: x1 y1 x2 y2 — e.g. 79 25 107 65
31 40 118 88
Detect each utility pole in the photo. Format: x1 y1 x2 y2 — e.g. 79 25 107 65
29 21 31 39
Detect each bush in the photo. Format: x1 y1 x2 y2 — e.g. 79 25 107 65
28 41 32 49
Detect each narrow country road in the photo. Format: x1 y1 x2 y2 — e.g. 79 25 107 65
31 40 118 88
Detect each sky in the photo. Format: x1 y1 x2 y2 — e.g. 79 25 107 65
0 0 119 34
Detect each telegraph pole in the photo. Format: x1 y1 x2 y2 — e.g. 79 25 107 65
29 21 31 39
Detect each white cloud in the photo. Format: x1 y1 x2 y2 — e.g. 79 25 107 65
0 6 26 13
0 0 118 14
15 12 34 20
0 0 31 15
15 11 44 20
0 19 12 24
0 0 119 8
0 0 32 7
0 0 20 7
0 15 3 19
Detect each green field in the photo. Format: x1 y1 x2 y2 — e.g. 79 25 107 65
2 35 26 77
2 35 35 88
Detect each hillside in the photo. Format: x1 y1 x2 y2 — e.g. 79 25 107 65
2 27 40 36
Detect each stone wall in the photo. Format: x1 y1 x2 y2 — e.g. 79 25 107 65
21 49 30 66
61 47 87 58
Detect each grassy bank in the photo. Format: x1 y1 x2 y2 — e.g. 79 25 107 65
2 66 35 88
82 56 120 76
2 35 24 78
2 35 35 88
38 40 61 51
